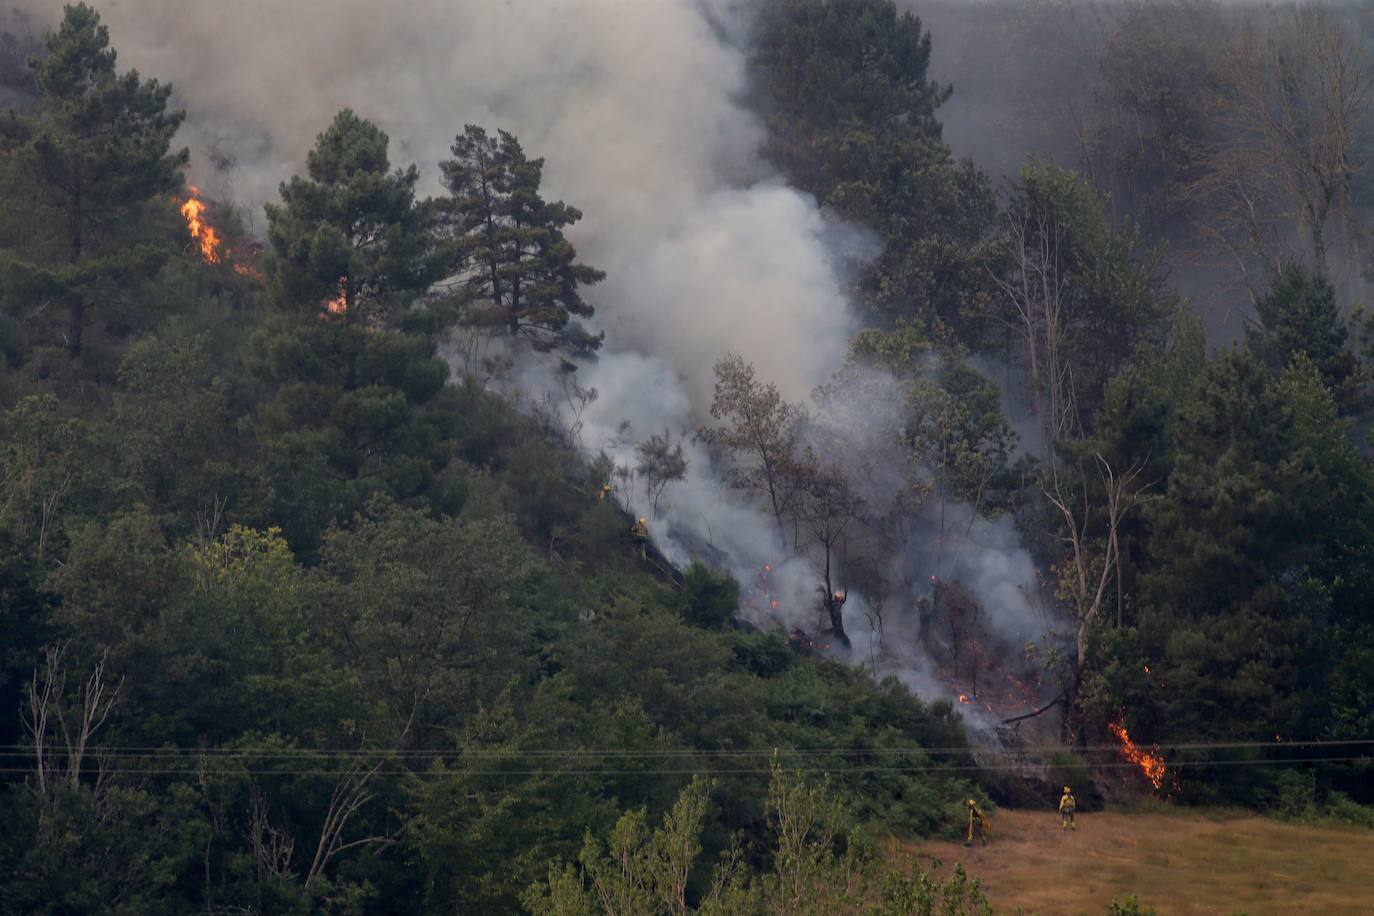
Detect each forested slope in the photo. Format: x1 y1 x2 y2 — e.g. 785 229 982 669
1 2 1373 915
0 7 991 913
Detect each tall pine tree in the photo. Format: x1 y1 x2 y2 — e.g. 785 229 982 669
264 109 443 323
440 125 604 354
0 3 186 360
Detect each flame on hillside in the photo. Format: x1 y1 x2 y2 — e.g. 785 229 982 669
180 186 224 264
177 185 263 280
1108 719 1167 790
325 277 348 316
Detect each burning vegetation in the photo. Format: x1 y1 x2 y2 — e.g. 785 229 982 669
324 276 348 316
179 186 223 264
1108 719 1169 791
178 184 262 278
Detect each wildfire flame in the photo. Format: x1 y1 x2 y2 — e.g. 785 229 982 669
958 694 970 704
1108 719 1167 790
325 277 348 316
180 186 223 264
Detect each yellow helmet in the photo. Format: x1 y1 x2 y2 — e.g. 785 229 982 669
1063 786 1072 793
967 798 975 806
639 517 647 525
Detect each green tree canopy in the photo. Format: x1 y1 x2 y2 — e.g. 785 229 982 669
1246 263 1361 407
754 0 1001 344
264 109 444 323
440 124 604 353
0 2 186 360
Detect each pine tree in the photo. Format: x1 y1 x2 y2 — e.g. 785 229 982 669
1246 263 1360 407
439 125 604 354
263 109 443 323
1 3 187 358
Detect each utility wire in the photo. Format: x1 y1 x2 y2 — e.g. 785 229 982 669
1 755 1368 779
1 739 1370 758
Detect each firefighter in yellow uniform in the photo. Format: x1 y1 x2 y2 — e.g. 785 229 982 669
1059 786 1076 830
598 483 612 501
965 799 990 847
631 517 649 560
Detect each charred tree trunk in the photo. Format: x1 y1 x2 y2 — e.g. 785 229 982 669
916 596 933 651
824 596 850 649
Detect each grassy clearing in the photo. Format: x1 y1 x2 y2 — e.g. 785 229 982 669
896 808 1374 915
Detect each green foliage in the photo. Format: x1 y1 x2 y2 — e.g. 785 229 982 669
264 109 443 322
669 563 740 630
525 764 994 916
5 3 1374 912
1247 263 1362 408
1104 897 1157 916
0 782 207 916
0 2 187 363
1083 345 1374 806
240 310 462 553
754 0 1001 342
1000 161 1177 429
440 124 604 353
843 323 1022 516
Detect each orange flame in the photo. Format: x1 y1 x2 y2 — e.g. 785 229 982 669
958 694 970 704
1108 719 1167 790
180 186 223 264
325 276 348 316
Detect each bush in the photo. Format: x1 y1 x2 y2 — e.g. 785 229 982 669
1321 791 1374 829
674 562 739 629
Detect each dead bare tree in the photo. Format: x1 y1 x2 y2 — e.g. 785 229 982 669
304 760 393 890
792 453 864 650
242 760 394 894
634 429 688 518
845 556 890 667
1185 5 1374 297
248 785 297 883
991 188 1080 451
22 642 123 800
1043 453 1149 675
554 358 598 448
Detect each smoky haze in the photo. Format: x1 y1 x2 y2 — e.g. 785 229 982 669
13 0 1052 726
17 0 853 409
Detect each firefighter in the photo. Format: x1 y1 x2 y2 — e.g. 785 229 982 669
597 483 612 501
965 798 990 847
1059 785 1076 830
630 517 649 560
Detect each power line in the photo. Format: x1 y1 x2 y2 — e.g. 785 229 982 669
1 755 1368 779
1 739 1370 759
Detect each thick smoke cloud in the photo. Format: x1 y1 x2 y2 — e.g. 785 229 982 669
19 0 849 407
18 0 1050 725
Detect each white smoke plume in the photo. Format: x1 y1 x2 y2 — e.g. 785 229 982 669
18 0 1053 725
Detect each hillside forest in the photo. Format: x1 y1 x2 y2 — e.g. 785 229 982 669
1 2 1372 914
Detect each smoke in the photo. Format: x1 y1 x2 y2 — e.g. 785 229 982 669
17 0 1054 724
15 0 857 406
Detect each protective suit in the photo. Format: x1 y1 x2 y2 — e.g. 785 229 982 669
1059 786 1076 830
631 518 649 559
965 799 990 846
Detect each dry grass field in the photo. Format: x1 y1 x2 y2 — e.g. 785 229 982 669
897 808 1374 915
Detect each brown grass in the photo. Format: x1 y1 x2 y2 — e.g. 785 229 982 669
896 808 1374 915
